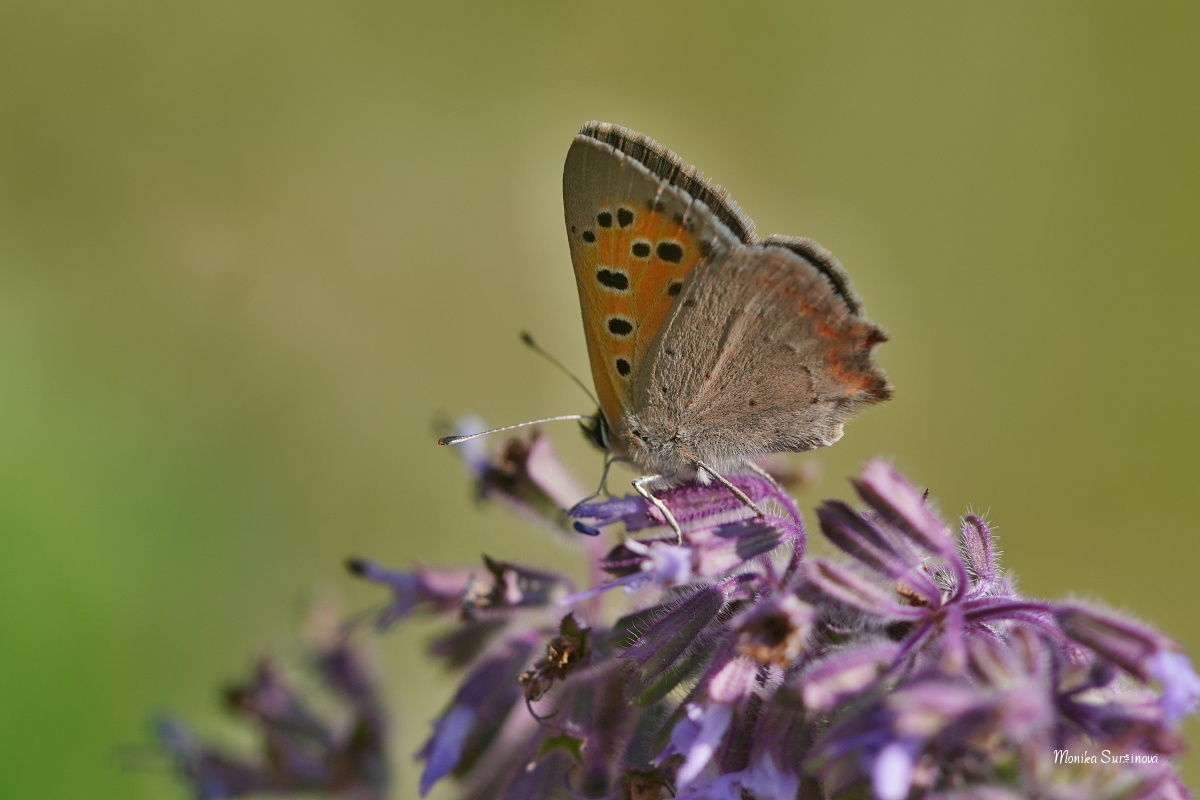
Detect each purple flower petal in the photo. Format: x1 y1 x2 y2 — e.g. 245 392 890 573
817 499 913 579
871 740 919 800
1147 650 1200 726
803 559 926 621
418 704 475 795
799 641 901 712
707 656 760 705
347 559 472 626
1056 605 1178 681
734 594 815 667
854 460 953 555
739 753 800 800
690 516 791 577
959 515 998 591
675 703 733 791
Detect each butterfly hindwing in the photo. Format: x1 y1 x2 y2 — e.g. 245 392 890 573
632 239 891 472
563 123 751 441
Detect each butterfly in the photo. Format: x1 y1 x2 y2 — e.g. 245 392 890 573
561 122 891 532
443 122 891 539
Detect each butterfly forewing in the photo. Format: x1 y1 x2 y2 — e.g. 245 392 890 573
563 124 749 442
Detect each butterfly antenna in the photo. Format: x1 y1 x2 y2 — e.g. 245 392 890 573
438 415 594 446
519 331 600 407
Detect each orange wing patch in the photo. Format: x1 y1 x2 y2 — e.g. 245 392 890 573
572 200 707 427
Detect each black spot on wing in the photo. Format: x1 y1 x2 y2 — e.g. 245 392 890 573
656 241 684 263
615 358 631 377
631 241 651 259
667 280 683 296
582 230 596 243
606 317 634 337
617 207 635 228
596 267 629 291
597 211 613 228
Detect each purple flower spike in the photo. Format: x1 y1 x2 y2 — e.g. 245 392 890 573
165 456 1198 800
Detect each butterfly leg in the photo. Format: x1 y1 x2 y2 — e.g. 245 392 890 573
632 474 683 544
743 460 783 492
694 460 767 518
568 455 617 516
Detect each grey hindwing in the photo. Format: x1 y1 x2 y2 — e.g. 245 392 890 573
633 243 889 464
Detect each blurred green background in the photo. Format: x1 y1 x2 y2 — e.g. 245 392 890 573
2 2 1198 797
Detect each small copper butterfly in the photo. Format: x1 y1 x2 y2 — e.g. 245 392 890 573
447 122 891 537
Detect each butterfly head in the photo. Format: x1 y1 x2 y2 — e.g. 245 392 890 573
579 410 611 453
580 409 691 475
